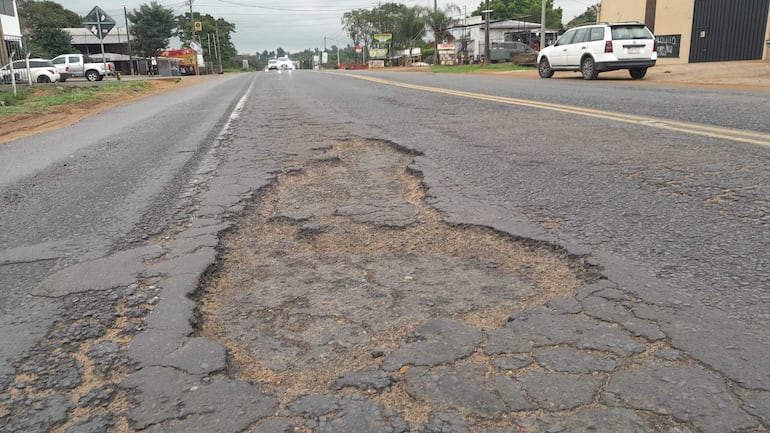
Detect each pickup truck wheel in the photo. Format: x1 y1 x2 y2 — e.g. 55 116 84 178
85 70 100 82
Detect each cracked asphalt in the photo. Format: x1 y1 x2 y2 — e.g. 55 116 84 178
1 70 769 433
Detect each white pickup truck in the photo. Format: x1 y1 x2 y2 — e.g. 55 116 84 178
51 54 114 82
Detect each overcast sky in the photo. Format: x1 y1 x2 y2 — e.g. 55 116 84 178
61 0 595 55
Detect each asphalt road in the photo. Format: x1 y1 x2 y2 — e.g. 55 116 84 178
0 70 768 432
0 73 250 378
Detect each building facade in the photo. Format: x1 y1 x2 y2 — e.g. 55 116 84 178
1 0 22 64
599 0 770 63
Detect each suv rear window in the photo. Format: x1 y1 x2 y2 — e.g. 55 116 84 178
611 25 653 40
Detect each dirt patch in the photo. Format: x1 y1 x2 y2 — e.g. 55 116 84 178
198 138 590 413
492 59 770 91
0 76 210 144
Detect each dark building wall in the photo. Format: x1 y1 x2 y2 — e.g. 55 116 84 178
689 0 770 62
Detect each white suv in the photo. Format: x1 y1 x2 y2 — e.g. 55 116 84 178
537 22 657 80
1 59 61 84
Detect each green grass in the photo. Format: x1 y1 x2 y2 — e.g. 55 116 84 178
0 81 152 115
430 63 535 73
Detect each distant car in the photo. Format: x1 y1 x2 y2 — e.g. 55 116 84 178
267 58 279 70
276 56 294 70
490 41 536 63
537 22 657 80
0 59 61 84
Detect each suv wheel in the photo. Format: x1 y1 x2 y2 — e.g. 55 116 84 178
36 75 51 83
538 57 554 78
629 67 647 79
580 57 598 80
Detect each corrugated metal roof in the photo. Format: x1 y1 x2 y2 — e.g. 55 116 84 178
64 27 132 45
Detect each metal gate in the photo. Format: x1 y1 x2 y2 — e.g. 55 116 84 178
689 0 770 62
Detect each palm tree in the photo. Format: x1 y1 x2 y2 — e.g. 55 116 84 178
396 6 427 66
424 3 460 65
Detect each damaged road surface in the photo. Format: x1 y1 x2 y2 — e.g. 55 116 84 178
2 70 769 433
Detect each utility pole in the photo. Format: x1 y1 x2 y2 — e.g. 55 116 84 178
188 0 199 75
540 0 546 50
483 0 491 66
123 4 134 75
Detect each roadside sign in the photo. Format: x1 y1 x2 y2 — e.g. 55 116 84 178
83 6 116 39
355 45 362 53
373 33 392 44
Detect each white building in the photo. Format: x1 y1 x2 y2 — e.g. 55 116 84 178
1 0 22 63
449 15 542 57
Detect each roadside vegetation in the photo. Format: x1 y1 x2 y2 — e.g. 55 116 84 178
431 63 534 73
0 81 151 114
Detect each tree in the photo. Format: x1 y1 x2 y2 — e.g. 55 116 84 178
472 0 563 29
127 1 176 58
424 3 460 64
395 6 426 51
341 8 374 48
26 27 73 58
342 3 411 50
566 3 599 28
16 0 80 56
176 13 237 68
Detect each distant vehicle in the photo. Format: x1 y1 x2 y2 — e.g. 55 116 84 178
537 22 657 80
1 59 61 84
159 48 203 75
267 57 294 71
489 41 536 63
51 54 114 82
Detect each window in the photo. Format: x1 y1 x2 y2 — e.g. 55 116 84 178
573 28 590 44
611 25 653 40
590 27 605 41
52 57 65 65
68 56 80 63
0 0 15 17
556 30 576 46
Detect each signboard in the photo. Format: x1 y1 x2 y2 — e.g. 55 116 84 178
194 21 202 32
322 52 328 64
373 33 393 44
369 48 389 59
83 6 115 39
656 34 681 58
369 60 385 68
355 45 362 53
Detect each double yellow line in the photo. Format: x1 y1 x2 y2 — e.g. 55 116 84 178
344 74 770 148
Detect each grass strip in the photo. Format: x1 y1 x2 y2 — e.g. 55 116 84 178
0 81 152 115
431 63 534 73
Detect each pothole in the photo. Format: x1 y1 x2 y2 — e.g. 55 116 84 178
198 138 595 406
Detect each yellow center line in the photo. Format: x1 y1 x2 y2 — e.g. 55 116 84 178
342 74 770 147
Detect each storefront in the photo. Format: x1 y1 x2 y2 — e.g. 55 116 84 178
598 0 770 63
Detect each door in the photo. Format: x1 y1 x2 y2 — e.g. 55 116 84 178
548 29 576 67
566 28 591 67
690 27 710 62
689 0 770 62
68 56 84 75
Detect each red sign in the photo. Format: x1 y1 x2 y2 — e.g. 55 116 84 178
355 45 362 53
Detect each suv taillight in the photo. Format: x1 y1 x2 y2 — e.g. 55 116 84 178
604 41 613 53
653 39 658 52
